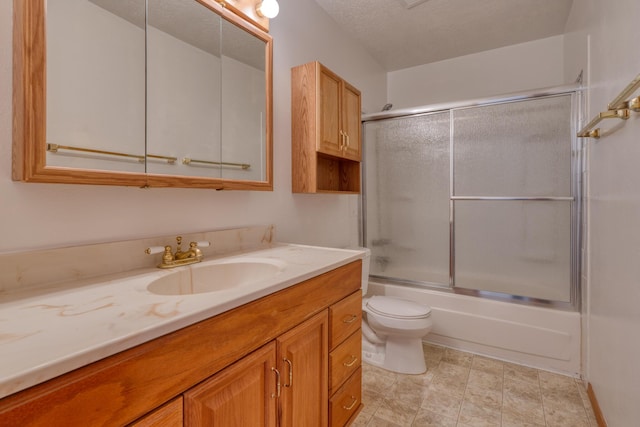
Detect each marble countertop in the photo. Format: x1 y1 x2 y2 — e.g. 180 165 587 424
0 243 365 399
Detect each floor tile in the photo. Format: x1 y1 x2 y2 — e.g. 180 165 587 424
504 362 540 385
412 407 457 426
464 384 503 410
442 348 474 368
353 343 599 427
366 416 405 427
468 369 503 392
458 399 501 426
501 407 546 426
374 397 419 426
471 355 504 375
420 387 463 419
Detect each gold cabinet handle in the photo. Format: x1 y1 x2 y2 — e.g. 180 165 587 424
342 314 358 324
283 358 293 388
271 367 281 398
343 355 358 367
342 396 358 411
345 133 350 150
339 130 345 151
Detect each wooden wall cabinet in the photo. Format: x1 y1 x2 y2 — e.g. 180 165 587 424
0 261 362 427
292 61 362 194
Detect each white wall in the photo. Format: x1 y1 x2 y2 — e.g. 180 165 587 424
0 0 386 254
564 1 640 425
388 35 567 108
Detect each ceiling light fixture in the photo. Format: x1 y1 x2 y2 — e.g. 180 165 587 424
256 0 279 19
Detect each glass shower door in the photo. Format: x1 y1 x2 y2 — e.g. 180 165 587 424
363 112 450 285
451 95 575 302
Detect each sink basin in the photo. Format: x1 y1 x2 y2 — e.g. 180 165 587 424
147 258 286 295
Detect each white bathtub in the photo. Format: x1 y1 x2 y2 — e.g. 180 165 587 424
367 281 581 377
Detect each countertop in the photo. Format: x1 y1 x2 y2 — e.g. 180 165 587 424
0 243 365 399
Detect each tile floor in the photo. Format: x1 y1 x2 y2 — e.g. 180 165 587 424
353 343 598 427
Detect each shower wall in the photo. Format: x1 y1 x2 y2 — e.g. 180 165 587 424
364 112 450 286
363 92 579 306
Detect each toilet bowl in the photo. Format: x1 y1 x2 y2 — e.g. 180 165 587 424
358 249 433 374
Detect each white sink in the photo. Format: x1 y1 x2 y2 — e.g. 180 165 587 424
147 258 286 295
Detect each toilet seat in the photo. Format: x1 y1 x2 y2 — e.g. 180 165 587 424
365 296 431 320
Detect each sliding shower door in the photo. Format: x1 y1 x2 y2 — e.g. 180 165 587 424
363 91 580 306
363 112 450 286
452 95 574 302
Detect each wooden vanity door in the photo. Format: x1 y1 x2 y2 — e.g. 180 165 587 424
277 310 329 427
183 342 278 426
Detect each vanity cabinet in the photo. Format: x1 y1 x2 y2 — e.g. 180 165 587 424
185 311 328 427
292 61 362 194
328 290 363 426
278 311 329 427
0 261 362 427
184 342 278 426
130 398 184 427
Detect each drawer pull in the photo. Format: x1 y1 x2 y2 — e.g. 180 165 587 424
343 355 358 367
271 367 281 398
342 314 358 324
283 358 293 387
342 396 358 411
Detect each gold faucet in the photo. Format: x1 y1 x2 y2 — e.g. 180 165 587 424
145 236 210 269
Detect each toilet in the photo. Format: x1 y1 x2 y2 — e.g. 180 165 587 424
359 249 433 374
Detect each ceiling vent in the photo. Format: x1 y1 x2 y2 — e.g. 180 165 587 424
397 0 431 9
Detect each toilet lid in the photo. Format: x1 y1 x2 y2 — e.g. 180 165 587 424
365 296 431 319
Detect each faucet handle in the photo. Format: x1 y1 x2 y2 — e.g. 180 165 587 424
145 246 166 255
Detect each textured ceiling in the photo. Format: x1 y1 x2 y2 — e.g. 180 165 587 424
313 0 574 71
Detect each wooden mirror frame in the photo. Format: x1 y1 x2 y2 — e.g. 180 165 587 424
12 0 273 190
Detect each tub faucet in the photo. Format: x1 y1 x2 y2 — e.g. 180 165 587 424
145 236 210 269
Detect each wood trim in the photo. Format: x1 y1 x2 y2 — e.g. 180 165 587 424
291 62 319 193
0 260 361 426
587 383 608 427
129 397 184 427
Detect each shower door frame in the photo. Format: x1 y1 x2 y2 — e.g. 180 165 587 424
361 84 585 310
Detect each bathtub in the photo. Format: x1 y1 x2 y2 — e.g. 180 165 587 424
367 281 581 377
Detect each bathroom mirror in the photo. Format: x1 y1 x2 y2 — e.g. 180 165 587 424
13 0 273 190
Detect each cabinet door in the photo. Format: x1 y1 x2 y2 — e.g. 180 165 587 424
184 342 277 427
318 67 343 157
130 397 183 427
277 311 329 427
341 82 361 161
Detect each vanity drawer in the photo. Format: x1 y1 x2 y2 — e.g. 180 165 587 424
329 366 362 427
329 290 362 350
329 330 361 394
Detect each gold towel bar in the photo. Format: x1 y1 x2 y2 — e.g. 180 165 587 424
578 73 640 138
47 144 177 164
146 154 178 164
182 158 250 170
47 143 145 163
